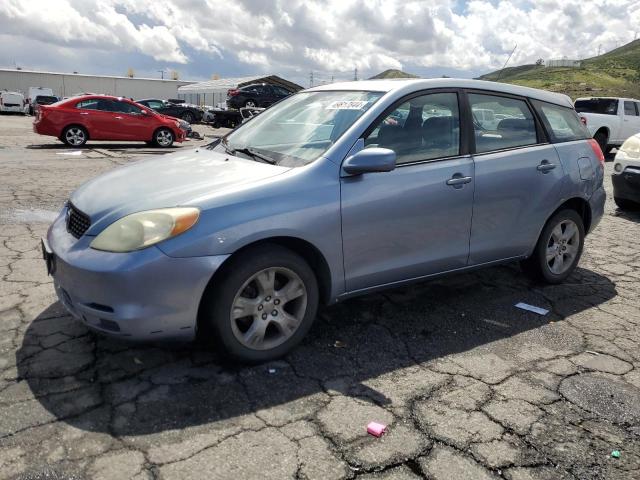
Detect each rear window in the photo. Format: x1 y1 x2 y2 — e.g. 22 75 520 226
533 100 590 143
35 96 57 103
574 98 618 115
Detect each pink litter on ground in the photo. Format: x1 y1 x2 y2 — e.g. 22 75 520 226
367 421 387 437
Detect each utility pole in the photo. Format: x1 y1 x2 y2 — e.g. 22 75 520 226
354 67 358 81
158 70 164 79
496 44 517 82
309 71 314 87
597 44 602 56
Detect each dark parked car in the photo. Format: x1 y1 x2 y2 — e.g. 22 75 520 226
136 99 203 123
227 84 292 109
30 95 59 115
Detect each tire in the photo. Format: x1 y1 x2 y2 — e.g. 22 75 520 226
62 125 88 147
181 112 194 123
594 130 608 155
521 209 585 284
153 128 174 148
244 100 257 108
200 245 319 363
614 197 640 210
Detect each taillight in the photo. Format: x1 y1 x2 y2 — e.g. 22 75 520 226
580 116 587 126
227 89 240 97
588 138 605 166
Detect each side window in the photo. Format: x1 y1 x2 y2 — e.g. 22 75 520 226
96 100 119 112
532 100 590 143
76 99 99 110
364 92 459 164
469 93 537 153
114 102 143 114
273 86 291 96
146 101 164 110
624 101 639 116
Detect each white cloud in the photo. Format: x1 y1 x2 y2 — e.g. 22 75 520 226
1 0 639 77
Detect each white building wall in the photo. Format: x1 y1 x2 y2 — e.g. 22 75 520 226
0 69 195 99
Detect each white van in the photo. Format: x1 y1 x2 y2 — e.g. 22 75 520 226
27 87 55 114
0 91 26 114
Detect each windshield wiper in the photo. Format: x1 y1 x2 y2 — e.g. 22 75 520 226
233 147 278 165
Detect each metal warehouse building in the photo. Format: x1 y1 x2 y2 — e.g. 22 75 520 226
178 75 303 107
0 68 196 100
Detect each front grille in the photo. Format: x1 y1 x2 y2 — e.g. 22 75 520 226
66 203 91 238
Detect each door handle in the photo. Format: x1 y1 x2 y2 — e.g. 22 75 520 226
79 112 89 115
446 174 473 187
537 161 556 173
115 116 123 119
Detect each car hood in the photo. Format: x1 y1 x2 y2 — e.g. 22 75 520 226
70 148 291 234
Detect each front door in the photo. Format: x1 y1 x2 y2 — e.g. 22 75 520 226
467 92 565 264
341 91 474 292
622 101 640 141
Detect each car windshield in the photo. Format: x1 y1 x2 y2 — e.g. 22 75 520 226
574 98 619 115
220 90 384 167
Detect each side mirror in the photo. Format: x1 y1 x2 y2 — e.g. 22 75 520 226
342 148 396 175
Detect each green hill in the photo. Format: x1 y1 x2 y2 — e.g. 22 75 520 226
478 40 640 99
369 69 420 79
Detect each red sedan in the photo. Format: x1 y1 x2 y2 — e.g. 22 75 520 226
33 95 185 147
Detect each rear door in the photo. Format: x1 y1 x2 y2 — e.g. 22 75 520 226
467 91 564 264
341 90 475 291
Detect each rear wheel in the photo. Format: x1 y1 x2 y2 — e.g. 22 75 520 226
181 112 194 123
244 100 257 108
153 128 174 148
594 130 608 155
200 245 319 363
62 126 88 147
521 209 585 284
614 197 640 210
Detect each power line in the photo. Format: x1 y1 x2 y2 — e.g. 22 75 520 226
496 44 517 82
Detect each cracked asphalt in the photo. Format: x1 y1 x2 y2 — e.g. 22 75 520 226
1 114 639 480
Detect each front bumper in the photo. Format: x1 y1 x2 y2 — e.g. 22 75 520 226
612 169 640 203
46 210 229 340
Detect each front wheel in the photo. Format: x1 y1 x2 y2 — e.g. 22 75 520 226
244 100 257 108
200 245 319 363
521 209 585 284
181 112 194 123
153 128 174 148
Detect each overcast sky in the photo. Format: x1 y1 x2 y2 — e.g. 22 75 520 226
1 0 639 86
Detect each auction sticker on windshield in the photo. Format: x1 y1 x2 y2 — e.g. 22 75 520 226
326 100 369 110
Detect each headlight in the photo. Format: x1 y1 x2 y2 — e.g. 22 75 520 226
618 135 640 159
175 120 182 128
90 207 199 253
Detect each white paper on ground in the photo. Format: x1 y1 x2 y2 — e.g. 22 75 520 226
56 150 83 155
515 302 549 315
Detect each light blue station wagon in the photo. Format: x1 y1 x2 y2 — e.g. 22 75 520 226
44 79 605 362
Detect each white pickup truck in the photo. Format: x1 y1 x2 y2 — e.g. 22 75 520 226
575 97 640 154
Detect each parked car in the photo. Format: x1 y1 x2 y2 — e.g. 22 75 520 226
30 95 59 115
227 83 292 109
43 79 604 362
612 133 640 210
136 98 203 123
33 95 185 147
575 97 640 154
0 91 26 114
27 87 55 114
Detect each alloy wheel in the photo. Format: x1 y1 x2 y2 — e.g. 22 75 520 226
65 128 85 146
156 130 173 147
546 219 580 275
230 267 307 351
